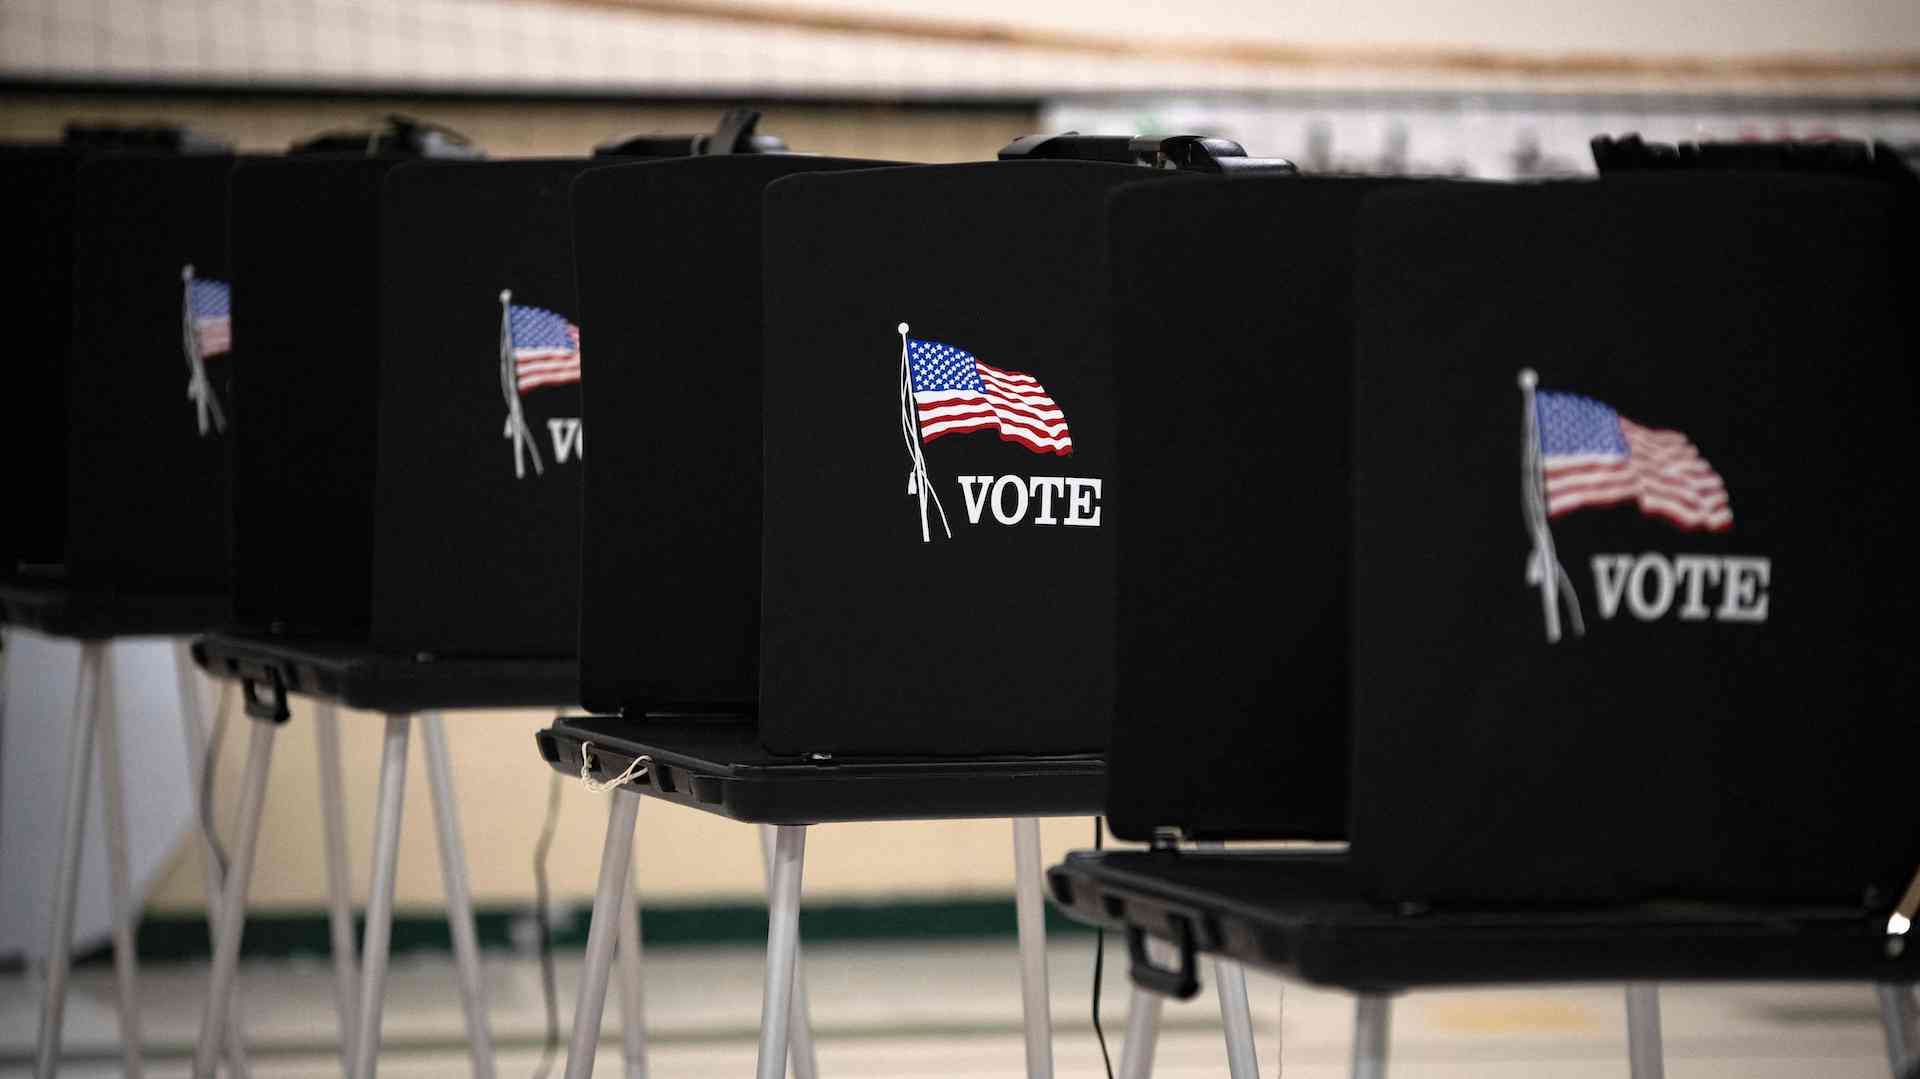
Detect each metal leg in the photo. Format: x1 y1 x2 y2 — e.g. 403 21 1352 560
1117 984 1164 1079
173 646 251 1075
191 718 278 1078
421 714 497 1079
564 789 642 1079
95 651 146 1079
758 825 819 1079
351 713 413 1079
314 702 360 1071
34 643 104 1079
1213 958 1259 1079
1625 983 1665 1079
1194 840 1258 1079
1351 993 1392 1079
1878 984 1919 1076
1011 817 1055 1079
756 825 808 1079
615 863 649 1079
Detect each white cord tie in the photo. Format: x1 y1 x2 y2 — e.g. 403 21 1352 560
579 742 649 793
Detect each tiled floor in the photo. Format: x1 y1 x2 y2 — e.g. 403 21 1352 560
0 935 1903 1076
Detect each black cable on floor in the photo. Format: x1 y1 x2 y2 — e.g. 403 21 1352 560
529 768 565 1079
1091 815 1114 1079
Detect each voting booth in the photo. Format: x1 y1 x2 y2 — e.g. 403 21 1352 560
538 134 1295 1079
1 145 77 583
191 115 804 1079
1 133 250 1079
204 152 579 708
1046 158 1920 1078
2 146 236 636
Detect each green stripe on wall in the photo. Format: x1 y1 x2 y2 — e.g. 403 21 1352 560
93 896 1093 965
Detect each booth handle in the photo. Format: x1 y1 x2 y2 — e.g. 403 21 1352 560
1126 919 1201 1000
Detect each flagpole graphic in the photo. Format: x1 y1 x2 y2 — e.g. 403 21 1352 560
1520 368 1584 643
500 289 544 479
180 264 226 436
898 322 951 543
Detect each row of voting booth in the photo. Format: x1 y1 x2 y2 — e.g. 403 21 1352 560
3 113 1918 1079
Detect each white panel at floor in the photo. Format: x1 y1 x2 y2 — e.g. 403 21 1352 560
0 629 197 961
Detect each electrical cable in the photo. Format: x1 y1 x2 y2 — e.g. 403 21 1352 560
529 768 566 1079
1091 815 1113 1079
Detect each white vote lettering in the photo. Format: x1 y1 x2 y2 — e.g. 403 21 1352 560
956 476 994 524
547 418 584 463
947 476 1103 528
1588 553 1770 624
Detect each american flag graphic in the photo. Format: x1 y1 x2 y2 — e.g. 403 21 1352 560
190 277 231 358
1536 390 1732 532
507 303 581 392
907 338 1071 456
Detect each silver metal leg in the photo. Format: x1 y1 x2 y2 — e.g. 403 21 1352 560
1878 984 1919 1076
1213 958 1259 1079
1625 983 1665 1079
1194 840 1258 1079
314 702 360 1072
755 825 808 1079
35 643 104 1079
1117 983 1164 1079
1352 993 1392 1079
1011 817 1055 1079
564 788 642 1079
94 651 146 1079
191 718 278 1078
351 713 413 1079
173 646 251 1075
421 714 497 1079
615 864 649 1079
758 825 819 1079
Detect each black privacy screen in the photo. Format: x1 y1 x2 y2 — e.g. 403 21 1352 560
229 157 407 639
1107 175 1406 843
372 159 596 660
572 156 892 716
760 160 1155 757
1 147 78 571
65 153 237 596
1349 175 1919 905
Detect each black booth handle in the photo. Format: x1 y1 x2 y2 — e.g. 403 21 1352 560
1126 920 1201 1000
240 671 292 724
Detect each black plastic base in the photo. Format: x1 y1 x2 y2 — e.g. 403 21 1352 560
1048 850 1920 993
0 577 229 641
193 633 578 714
538 714 1105 825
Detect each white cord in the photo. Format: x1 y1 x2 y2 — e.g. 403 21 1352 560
579 742 649 793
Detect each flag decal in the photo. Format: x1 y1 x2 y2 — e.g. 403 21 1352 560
1519 369 1734 642
896 323 1073 543
498 290 583 479
180 264 231 436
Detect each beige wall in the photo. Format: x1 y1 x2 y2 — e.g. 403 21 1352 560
155 696 1102 912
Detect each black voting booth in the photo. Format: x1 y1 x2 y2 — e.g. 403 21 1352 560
540 136 1295 814
1046 161 1920 1075
535 136 1294 1079
1 142 237 636
2 130 249 1079
197 114 787 709
1 145 77 584
196 150 583 709
187 116 811 1079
